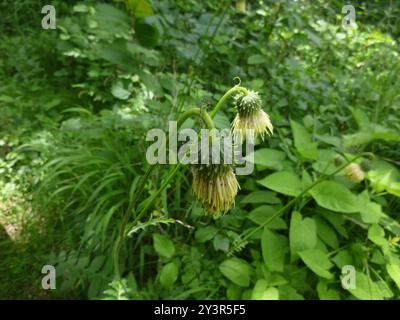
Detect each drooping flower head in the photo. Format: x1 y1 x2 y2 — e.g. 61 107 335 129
345 163 365 183
232 90 273 142
191 162 239 216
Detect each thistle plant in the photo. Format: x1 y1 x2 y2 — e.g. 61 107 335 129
174 80 273 215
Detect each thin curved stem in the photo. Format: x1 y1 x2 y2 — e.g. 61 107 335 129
210 86 249 118
177 108 215 130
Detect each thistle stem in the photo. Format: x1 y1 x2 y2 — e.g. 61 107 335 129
177 107 215 130
210 86 249 118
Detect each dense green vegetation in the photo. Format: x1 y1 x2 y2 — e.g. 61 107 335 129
0 0 399 300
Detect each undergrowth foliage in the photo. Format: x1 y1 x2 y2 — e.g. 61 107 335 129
0 0 400 300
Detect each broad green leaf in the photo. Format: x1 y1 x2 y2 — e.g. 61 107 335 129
343 132 373 148
241 191 281 205
317 280 340 300
289 211 317 261
298 249 334 279
134 18 160 48
358 192 384 224
315 218 339 249
246 148 286 171
195 226 218 243
251 280 279 300
278 285 304 300
261 227 288 272
309 181 361 213
248 205 286 230
125 0 153 17
159 262 179 289
368 224 386 247
94 4 130 33
387 263 400 289
347 272 393 300
350 107 371 131
367 160 400 197
258 172 302 196
153 233 175 259
247 54 267 65
111 81 131 100
332 250 353 269
227 284 241 300
213 235 230 252
312 149 340 175
73 4 89 13
219 258 250 287
290 120 317 160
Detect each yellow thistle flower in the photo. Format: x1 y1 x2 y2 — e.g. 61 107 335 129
191 164 239 215
345 163 365 183
231 90 273 142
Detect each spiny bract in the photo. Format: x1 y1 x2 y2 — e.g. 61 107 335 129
232 90 273 142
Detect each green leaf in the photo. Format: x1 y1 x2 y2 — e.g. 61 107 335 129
248 205 286 230
219 258 250 287
88 255 106 273
368 224 386 246
289 211 317 261
125 0 153 17
315 218 339 249
387 263 400 289
134 18 160 48
350 108 371 131
159 262 179 289
347 272 393 300
246 148 286 171
309 181 361 213
73 4 89 13
317 280 340 300
290 120 317 160
332 250 353 269
251 280 279 300
298 249 334 279
195 226 218 243
359 193 384 224
111 81 131 100
153 233 175 259
367 160 400 197
261 227 288 272
247 54 267 65
213 235 230 252
241 191 281 205
258 172 302 196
